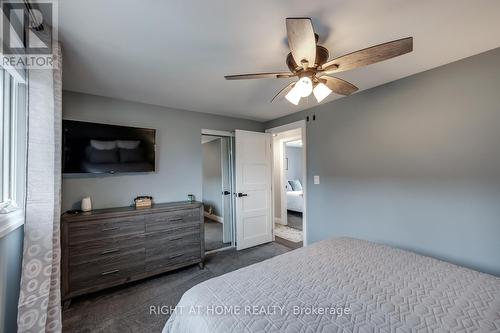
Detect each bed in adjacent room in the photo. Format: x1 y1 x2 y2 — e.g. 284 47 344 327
286 179 303 213
286 190 303 213
163 237 500 333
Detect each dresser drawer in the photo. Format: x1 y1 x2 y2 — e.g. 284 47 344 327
68 216 144 245
146 225 200 254
146 248 201 273
145 209 200 233
146 225 201 272
69 248 145 291
146 223 200 243
69 233 145 266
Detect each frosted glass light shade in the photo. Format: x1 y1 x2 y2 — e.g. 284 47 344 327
296 76 313 97
285 85 301 105
313 82 332 103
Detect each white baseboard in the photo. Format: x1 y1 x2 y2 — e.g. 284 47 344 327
204 211 223 223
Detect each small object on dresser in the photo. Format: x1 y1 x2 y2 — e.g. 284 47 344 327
81 197 92 212
187 194 195 202
134 196 153 208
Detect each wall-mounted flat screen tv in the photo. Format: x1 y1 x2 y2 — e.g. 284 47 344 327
63 120 156 174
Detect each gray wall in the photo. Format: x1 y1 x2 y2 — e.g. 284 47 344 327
202 138 223 216
0 226 23 333
266 48 500 276
285 146 303 184
62 91 263 211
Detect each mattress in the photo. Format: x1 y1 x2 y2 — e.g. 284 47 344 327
286 190 303 213
163 237 500 333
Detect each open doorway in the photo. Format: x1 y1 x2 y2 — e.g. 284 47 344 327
201 133 234 252
267 121 306 249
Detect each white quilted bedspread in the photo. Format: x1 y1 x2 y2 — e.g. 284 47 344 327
163 237 500 333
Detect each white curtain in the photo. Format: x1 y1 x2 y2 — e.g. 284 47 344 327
17 44 62 333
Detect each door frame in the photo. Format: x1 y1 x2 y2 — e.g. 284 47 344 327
201 129 236 253
265 120 307 246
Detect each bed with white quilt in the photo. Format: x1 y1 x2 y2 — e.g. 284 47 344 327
286 190 303 213
163 237 500 333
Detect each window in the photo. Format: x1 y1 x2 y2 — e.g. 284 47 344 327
0 66 27 235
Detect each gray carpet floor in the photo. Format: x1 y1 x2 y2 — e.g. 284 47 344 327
62 242 291 333
287 210 303 231
204 219 231 251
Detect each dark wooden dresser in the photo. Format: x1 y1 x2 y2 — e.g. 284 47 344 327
61 201 204 302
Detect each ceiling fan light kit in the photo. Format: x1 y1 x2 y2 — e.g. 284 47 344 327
225 18 413 106
285 77 332 105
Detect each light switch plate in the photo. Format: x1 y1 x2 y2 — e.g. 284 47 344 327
314 175 320 184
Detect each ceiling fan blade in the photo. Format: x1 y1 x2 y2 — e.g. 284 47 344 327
320 76 358 96
271 82 295 103
224 72 295 80
321 37 413 73
286 18 317 68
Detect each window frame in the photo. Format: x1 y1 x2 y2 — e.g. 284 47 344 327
0 67 27 238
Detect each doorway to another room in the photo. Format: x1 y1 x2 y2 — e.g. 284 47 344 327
267 121 306 250
201 133 234 252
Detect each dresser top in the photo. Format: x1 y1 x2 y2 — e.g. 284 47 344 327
62 201 202 222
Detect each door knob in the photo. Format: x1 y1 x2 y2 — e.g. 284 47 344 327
223 191 231 195
237 193 248 197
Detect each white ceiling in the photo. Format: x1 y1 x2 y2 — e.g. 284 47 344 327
59 0 500 121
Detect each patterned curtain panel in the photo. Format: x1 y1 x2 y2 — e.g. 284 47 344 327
17 44 63 333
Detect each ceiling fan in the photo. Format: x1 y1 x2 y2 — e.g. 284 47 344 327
225 18 413 105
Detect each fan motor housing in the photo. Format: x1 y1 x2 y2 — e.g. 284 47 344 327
286 45 329 72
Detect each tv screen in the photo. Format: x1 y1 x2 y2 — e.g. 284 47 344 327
62 120 156 174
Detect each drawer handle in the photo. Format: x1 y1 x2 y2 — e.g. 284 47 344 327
102 227 119 232
100 248 120 255
169 253 184 259
101 269 120 276
170 218 183 222
170 236 184 241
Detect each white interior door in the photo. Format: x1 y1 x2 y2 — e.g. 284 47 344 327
235 130 272 250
